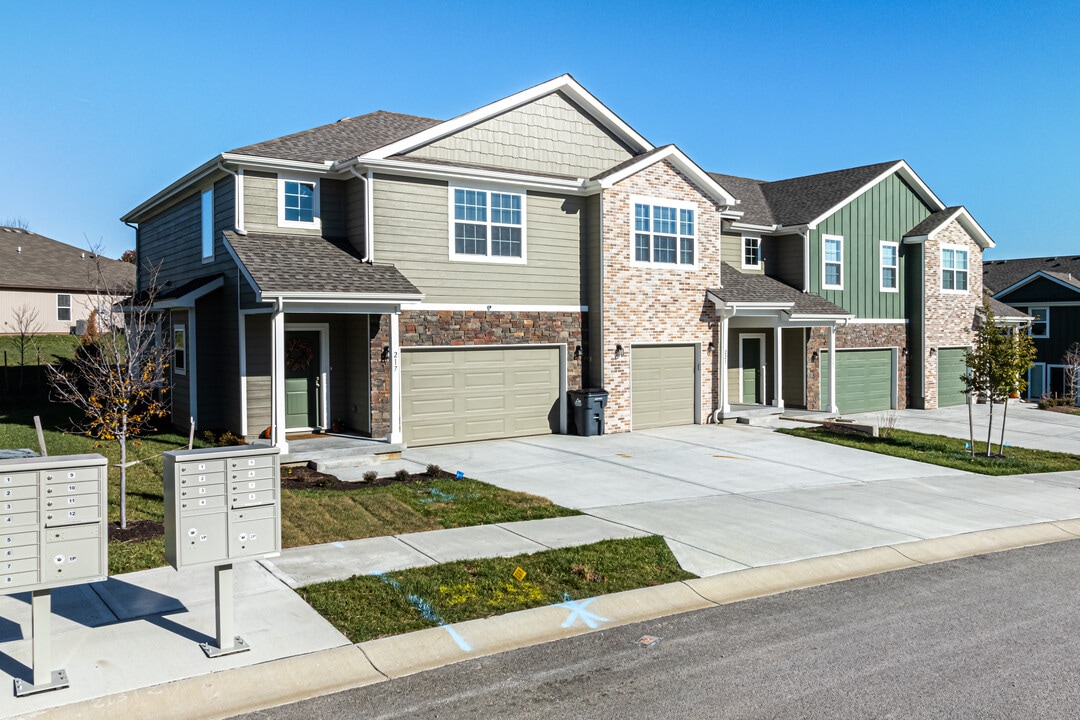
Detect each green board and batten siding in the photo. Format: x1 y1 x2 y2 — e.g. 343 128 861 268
820 349 895 414
936 348 969 407
809 173 932 319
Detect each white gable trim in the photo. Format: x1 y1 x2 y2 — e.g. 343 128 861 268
593 146 738 207
362 75 654 161
902 206 995 250
992 270 1080 299
805 161 947 230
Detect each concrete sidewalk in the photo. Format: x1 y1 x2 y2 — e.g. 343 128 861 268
4 418 1080 719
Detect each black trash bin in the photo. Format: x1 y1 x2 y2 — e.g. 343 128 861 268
569 388 609 436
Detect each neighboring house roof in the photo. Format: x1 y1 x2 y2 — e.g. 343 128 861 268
985 291 1030 321
709 264 851 317
0 226 134 293
983 255 1080 294
223 232 422 301
229 111 442 165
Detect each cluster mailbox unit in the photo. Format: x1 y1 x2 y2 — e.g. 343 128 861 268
163 444 281 657
0 454 108 696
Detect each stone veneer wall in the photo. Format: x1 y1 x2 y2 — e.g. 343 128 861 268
601 161 723 432
369 309 584 438
919 220 983 409
806 322 909 411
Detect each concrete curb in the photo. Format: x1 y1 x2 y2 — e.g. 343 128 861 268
18 520 1080 720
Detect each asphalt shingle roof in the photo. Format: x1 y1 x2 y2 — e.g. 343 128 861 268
707 173 773 226
904 207 964 238
224 232 421 297
983 256 1080 294
985 291 1030 319
229 111 442 164
710 264 850 316
0 227 134 293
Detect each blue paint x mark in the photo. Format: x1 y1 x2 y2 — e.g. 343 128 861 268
419 488 456 504
555 594 609 629
375 574 472 652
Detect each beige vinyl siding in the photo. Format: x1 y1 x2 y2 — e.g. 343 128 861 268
404 91 634 178
245 313 272 435
372 175 582 305
1 289 117 335
721 232 761 272
243 171 325 237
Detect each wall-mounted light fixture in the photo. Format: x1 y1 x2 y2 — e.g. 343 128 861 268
901 346 908 356
573 345 582 360
707 341 716 356
811 350 819 362
929 347 937 357
614 344 625 359
381 346 390 363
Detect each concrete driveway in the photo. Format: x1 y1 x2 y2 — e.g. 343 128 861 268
403 422 1080 577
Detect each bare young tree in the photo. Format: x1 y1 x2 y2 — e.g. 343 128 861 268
47 252 170 528
1 217 30 230
3 303 43 390
1064 342 1080 402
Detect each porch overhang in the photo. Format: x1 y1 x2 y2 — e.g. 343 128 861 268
150 274 225 310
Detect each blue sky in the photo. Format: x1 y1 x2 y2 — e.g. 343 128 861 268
2 0 1077 261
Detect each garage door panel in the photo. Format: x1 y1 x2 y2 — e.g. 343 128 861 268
821 349 894 414
632 345 696 430
937 348 969 407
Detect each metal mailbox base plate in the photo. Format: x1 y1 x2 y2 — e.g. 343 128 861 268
14 670 69 697
200 636 250 658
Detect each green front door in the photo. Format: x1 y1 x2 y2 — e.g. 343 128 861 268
741 336 762 404
285 330 320 429
937 348 969 407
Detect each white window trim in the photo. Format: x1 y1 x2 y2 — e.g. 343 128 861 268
1029 306 1050 338
277 174 322 230
174 323 187 376
56 293 72 322
741 234 761 270
940 244 970 294
629 194 699 269
880 241 899 293
446 184 528 265
201 187 214 262
822 234 843 290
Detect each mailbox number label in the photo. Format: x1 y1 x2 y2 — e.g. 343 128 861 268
67 484 76 492
67 497 77 505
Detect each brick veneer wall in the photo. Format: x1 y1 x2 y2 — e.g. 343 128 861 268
920 220 982 409
369 309 584 438
806 323 908 411
601 161 723 432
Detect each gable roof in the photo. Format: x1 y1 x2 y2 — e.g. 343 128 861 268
593 145 737 207
983 255 1080 295
758 160 904 227
223 232 421 302
706 173 774 227
0 226 134 293
708 264 851 318
902 206 994 250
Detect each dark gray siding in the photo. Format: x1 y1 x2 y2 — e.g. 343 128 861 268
763 234 804 289
906 243 926 407
169 309 191 426
998 277 1080 304
195 288 239 430
345 314 371 434
321 179 347 237
781 327 805 406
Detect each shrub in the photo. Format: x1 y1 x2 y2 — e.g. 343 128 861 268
425 463 442 477
362 470 379 483
394 468 412 482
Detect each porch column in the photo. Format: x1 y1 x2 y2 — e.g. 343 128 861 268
773 326 784 410
271 305 288 453
827 324 838 414
387 311 403 444
719 312 731 414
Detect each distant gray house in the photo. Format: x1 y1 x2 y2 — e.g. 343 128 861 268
122 75 1001 450
0 226 134 335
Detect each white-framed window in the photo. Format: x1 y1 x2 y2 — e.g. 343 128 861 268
742 234 761 269
277 175 321 229
1029 307 1049 338
448 186 527 263
173 324 187 376
880 242 899 292
201 187 214 260
941 246 969 292
632 196 696 267
822 234 843 289
56 294 71 322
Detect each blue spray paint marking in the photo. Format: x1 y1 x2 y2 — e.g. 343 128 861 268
332 542 346 548
375 574 472 652
555 594 609 629
419 488 456 504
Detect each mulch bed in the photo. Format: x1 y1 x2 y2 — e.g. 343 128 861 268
109 519 164 543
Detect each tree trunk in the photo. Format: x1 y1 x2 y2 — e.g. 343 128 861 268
985 398 994 457
999 396 1010 456
119 415 128 529
967 394 975 458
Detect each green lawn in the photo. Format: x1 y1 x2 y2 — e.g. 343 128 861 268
778 426 1080 475
298 535 695 643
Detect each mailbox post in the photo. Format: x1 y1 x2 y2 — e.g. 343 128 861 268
0 454 108 697
163 445 280 657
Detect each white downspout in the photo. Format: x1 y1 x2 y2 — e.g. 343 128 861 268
802 230 810 292
272 297 288 453
214 162 245 234
346 165 376 263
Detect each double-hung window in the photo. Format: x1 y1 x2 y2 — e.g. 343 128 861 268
450 187 526 262
1029 307 1049 338
880 242 898 291
822 234 843 289
278 176 321 229
633 198 696 266
173 324 187 376
941 246 969 291
742 235 761 269
57 294 72 322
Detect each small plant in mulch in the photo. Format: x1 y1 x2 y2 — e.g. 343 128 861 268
108 519 164 543
571 564 607 583
280 464 459 490
394 468 412 483
362 470 379 483
425 464 442 477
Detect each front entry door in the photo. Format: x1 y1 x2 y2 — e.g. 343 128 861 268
285 330 320 429
740 335 764 404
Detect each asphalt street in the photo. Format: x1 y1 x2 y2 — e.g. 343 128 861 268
234 538 1080 720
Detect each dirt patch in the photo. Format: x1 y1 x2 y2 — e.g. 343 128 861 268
109 519 163 543
1043 405 1080 415
280 464 458 490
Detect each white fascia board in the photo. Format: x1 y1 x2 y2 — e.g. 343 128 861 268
993 271 1080 299
363 75 654 161
783 313 854 325
339 157 587 194
122 156 225 223
729 222 778 232
221 154 334 175
152 275 225 310
705 292 796 315
597 146 738 206
805 161 946 230
267 291 425 304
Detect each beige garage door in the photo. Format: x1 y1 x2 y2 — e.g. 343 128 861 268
632 344 696 430
403 346 561 446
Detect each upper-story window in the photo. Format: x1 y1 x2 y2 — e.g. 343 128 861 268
1029 307 1049 338
881 242 898 292
941 246 969 292
57 294 72 322
201 188 214 260
742 235 761 269
278 176 321 229
822 234 843 289
632 197 696 266
449 187 526 262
